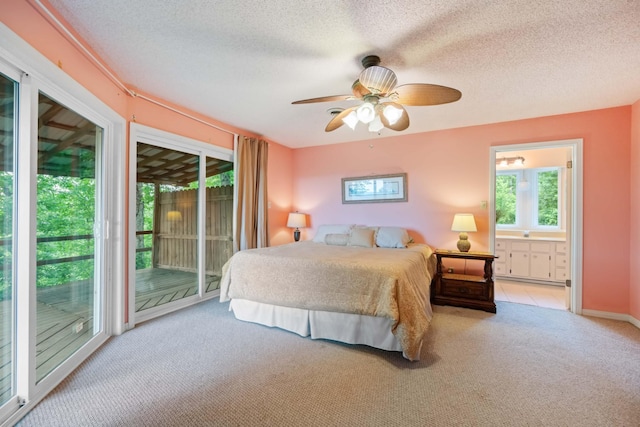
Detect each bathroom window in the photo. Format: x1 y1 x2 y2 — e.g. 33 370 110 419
496 167 562 230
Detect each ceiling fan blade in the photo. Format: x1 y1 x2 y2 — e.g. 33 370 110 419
379 102 410 131
394 84 462 106
351 80 371 98
325 107 357 132
292 94 352 104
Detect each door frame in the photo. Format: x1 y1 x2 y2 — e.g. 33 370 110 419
489 139 583 314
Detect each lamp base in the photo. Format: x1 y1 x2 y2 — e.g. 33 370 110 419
457 232 471 252
294 229 300 242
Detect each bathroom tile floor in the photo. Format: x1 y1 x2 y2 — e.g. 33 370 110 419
495 279 567 310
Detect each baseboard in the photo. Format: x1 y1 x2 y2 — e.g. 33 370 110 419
582 309 640 330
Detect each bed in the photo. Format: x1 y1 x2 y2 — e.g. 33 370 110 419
219 225 436 361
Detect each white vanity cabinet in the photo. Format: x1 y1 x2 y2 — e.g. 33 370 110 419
554 243 569 281
495 238 567 284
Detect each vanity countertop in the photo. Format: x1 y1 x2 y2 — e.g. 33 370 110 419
496 235 566 242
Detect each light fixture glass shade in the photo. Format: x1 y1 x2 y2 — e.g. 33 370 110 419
451 213 477 232
368 115 384 132
356 102 376 124
496 156 525 167
382 104 403 125
358 66 398 94
342 110 359 130
287 212 306 229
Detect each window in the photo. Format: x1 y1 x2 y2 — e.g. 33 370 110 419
535 169 559 227
495 172 517 226
496 167 562 230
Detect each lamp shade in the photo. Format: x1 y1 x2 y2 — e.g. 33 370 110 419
287 212 306 229
451 213 476 252
167 210 183 222
451 213 477 232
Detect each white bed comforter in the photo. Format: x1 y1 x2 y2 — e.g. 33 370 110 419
220 242 435 360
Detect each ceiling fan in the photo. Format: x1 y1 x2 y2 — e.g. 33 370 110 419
292 55 462 133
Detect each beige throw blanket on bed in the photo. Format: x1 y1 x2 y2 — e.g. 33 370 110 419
220 242 435 360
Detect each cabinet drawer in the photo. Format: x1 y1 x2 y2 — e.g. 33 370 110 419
495 263 507 275
530 242 551 253
556 243 568 253
556 255 568 266
441 278 487 300
495 250 506 260
511 242 529 251
555 268 567 281
495 240 507 250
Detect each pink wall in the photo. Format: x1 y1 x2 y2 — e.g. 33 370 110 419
631 100 640 321
293 107 632 314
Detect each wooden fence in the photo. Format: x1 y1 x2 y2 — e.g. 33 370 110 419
154 185 233 276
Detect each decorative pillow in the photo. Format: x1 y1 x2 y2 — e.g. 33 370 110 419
325 233 349 246
313 224 355 243
348 227 376 248
376 226 411 248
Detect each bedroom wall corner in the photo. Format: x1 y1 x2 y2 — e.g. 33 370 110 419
630 98 640 322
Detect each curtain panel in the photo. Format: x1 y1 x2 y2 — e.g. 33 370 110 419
233 136 269 252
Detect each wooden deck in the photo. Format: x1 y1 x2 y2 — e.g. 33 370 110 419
0 268 221 405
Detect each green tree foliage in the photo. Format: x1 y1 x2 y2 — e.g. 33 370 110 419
36 174 96 288
537 170 558 226
496 174 516 224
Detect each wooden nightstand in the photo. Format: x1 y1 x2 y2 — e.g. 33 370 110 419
431 249 497 313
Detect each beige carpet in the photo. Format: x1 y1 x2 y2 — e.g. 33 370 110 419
17 299 640 426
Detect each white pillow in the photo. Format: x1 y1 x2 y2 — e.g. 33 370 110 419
325 233 349 246
313 224 355 243
348 228 376 248
376 226 410 248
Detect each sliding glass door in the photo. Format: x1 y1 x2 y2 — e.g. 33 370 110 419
130 125 233 323
0 25 124 425
0 72 16 407
34 92 103 382
134 143 199 312
205 156 233 294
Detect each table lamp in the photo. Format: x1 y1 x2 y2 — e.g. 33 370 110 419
287 212 306 242
451 213 477 252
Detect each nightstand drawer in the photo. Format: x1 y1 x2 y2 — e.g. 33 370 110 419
440 277 487 299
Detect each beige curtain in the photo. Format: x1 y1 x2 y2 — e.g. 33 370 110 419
233 135 269 252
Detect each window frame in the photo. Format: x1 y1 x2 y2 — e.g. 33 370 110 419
496 167 564 232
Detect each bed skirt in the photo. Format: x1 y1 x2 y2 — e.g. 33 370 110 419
229 298 411 356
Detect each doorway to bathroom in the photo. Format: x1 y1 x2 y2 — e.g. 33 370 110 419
489 139 583 314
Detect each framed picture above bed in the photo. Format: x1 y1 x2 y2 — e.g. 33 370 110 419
342 173 407 204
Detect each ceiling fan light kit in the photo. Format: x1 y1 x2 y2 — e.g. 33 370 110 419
292 55 462 135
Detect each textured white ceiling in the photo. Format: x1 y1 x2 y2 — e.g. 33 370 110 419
47 0 640 148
